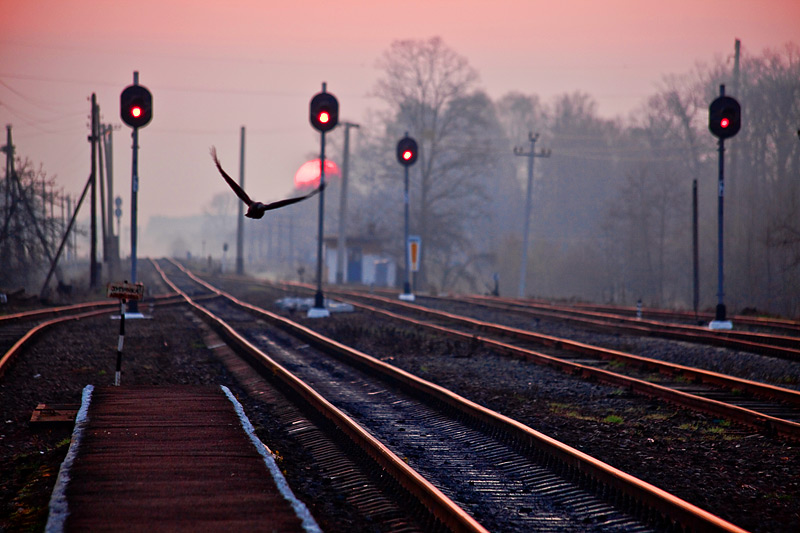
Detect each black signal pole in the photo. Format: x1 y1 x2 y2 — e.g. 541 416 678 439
396 133 418 301
402 149 411 299
311 117 328 316
713 121 728 327
121 70 153 315
713 113 728 328
708 84 740 330
308 82 336 318
130 74 140 313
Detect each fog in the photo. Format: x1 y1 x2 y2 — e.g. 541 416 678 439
2 1 799 315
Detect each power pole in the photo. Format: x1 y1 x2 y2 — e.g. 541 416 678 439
513 132 550 299
2 125 12 209
236 126 245 275
692 179 699 322
1 125 15 262
336 121 359 284
90 94 99 288
102 124 120 264
729 39 741 204
98 118 108 265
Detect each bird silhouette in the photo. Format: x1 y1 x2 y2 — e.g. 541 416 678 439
211 147 324 219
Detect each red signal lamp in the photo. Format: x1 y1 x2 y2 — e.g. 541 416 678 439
708 95 740 139
120 84 152 129
309 91 339 132
396 135 418 166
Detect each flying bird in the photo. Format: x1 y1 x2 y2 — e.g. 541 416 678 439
211 147 324 219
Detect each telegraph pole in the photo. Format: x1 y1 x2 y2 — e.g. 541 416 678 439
692 179 699 322
1 125 15 258
513 132 550 299
101 124 117 264
98 118 108 265
236 126 245 275
90 94 99 288
336 121 359 284
2 125 12 209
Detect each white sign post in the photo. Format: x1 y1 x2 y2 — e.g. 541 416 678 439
107 281 144 385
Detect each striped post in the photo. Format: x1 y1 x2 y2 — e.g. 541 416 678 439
115 300 125 386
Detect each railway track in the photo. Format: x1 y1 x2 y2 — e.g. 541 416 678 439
275 284 800 443
454 295 800 360
158 258 745 532
567 301 800 337
0 295 183 379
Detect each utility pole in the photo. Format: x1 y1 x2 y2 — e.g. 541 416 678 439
692 179 699 322
236 126 245 275
101 124 117 264
90 94 99 288
2 125 12 209
513 132 550 299
65 195 72 261
729 39 741 205
336 121 359 284
98 119 108 265
1 125 15 262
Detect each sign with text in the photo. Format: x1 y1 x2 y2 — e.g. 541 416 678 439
107 281 144 301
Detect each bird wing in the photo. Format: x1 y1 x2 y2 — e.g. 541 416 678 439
211 147 253 206
261 184 324 211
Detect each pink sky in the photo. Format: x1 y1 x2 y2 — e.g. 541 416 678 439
1 0 798 254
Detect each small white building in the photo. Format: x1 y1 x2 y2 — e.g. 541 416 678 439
324 236 397 287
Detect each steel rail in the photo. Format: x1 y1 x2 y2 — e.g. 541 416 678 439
0 293 184 325
1 292 188 379
329 289 800 405
567 300 800 334
152 259 488 533
296 284 800 357
271 282 800 442
460 294 800 359
0 309 115 378
164 259 748 533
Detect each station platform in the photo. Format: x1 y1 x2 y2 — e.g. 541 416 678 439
46 385 319 532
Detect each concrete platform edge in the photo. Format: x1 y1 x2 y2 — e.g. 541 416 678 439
45 384 94 533
220 385 321 533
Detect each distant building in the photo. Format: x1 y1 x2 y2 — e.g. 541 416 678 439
324 236 397 287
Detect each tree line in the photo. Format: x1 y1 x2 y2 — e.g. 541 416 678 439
326 37 799 317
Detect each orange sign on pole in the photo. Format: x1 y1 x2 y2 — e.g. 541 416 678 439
408 236 421 272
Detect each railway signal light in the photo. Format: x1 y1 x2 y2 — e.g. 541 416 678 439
309 91 339 132
396 135 418 166
120 84 152 129
709 95 740 139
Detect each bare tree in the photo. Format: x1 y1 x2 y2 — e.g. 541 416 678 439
1 157 65 291
372 37 504 291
